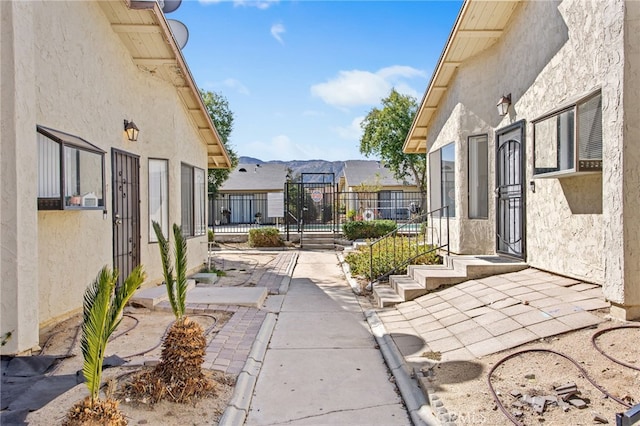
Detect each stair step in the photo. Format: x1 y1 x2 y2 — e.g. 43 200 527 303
378 255 530 305
389 275 428 300
372 284 404 308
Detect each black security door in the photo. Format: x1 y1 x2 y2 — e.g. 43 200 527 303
495 121 525 259
112 149 140 286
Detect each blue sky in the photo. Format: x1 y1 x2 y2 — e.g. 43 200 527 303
171 0 462 162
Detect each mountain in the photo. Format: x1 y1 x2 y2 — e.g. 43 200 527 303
238 157 349 182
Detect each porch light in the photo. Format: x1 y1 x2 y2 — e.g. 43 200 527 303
124 120 139 141
497 94 511 116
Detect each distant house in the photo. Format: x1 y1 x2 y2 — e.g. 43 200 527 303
215 163 289 225
338 160 420 221
403 0 639 320
1 0 230 355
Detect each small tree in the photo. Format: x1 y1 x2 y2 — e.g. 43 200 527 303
64 265 146 425
200 89 239 194
360 89 427 211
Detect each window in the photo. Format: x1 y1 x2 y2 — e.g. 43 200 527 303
468 134 488 219
181 163 206 237
533 90 602 177
429 142 456 217
149 159 169 242
37 125 105 210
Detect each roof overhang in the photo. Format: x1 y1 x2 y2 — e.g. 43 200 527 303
403 0 521 154
99 0 231 169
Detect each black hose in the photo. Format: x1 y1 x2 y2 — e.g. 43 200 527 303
109 314 140 342
120 314 218 359
120 319 173 359
591 324 640 371
487 348 632 426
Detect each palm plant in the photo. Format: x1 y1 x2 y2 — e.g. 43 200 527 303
64 265 145 425
151 222 210 402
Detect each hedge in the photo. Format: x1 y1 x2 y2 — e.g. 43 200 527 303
248 227 284 247
342 220 397 241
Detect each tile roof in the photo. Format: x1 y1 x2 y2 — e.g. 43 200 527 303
342 160 415 188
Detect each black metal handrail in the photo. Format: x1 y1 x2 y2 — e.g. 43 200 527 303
368 206 449 287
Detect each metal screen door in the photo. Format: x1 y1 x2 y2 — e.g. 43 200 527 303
495 122 525 258
112 149 140 286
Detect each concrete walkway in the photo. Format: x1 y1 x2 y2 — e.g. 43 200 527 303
245 251 410 426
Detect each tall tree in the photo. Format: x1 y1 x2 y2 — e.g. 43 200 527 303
359 89 427 210
200 89 239 194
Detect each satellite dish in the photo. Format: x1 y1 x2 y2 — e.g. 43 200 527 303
162 0 182 14
167 19 189 50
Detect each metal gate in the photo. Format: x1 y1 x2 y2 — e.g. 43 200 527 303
112 149 140 286
285 173 337 237
495 121 525 259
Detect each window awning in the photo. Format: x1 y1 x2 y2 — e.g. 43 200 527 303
37 125 105 153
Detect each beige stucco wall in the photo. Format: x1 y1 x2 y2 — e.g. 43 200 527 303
425 0 630 301
2 1 210 353
608 0 640 318
1 1 40 354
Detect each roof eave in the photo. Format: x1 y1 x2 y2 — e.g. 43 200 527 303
402 0 521 154
107 0 231 169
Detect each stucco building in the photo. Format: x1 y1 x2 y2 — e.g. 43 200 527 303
214 163 289 225
338 160 421 221
404 0 639 320
1 0 231 354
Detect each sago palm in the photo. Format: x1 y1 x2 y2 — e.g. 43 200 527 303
64 265 146 426
152 222 210 401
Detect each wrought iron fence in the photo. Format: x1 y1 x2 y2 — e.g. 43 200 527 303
209 190 427 235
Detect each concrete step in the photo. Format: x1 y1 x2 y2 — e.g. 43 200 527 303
131 279 196 309
301 234 336 250
378 255 529 306
389 275 429 300
372 283 404 308
447 255 528 279
302 243 335 250
410 267 468 290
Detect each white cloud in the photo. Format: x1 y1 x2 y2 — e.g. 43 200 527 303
333 116 364 141
310 66 427 108
222 78 250 95
270 23 285 44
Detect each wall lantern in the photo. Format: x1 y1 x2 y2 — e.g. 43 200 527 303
497 94 511 116
124 119 139 141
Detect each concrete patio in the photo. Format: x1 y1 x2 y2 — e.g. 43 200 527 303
376 268 609 363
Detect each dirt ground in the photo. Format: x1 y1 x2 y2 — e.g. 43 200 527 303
414 312 640 425
26 309 235 426
22 247 640 425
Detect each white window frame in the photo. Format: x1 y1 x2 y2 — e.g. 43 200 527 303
468 134 488 219
181 163 206 237
429 142 456 217
533 90 602 178
148 159 169 243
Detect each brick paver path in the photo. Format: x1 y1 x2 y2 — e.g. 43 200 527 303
194 251 296 376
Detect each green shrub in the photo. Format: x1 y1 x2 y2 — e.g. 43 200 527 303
347 209 357 221
208 228 215 242
345 237 440 280
248 227 284 247
342 220 397 241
